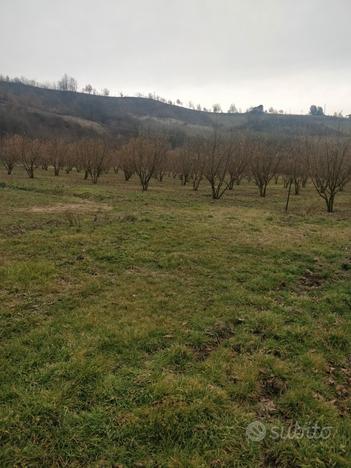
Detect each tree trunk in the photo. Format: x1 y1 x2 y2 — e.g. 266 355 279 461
259 184 267 197
285 179 292 212
326 195 335 213
294 182 300 195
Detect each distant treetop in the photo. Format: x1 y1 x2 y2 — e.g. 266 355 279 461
309 105 324 116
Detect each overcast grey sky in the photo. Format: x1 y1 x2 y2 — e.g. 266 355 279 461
1 0 350 114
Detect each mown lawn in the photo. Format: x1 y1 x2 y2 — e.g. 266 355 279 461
0 168 350 467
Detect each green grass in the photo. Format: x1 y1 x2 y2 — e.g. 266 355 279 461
0 168 350 466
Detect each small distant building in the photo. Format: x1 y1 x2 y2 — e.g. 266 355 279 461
249 104 264 114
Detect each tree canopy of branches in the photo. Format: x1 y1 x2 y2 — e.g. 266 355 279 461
212 104 222 113
126 135 169 191
203 130 232 199
0 134 18 174
189 137 206 191
1 131 350 214
17 136 41 178
57 74 78 92
228 104 238 114
77 139 109 184
227 134 250 189
308 138 351 212
281 139 308 211
119 144 135 181
46 137 66 176
250 137 281 197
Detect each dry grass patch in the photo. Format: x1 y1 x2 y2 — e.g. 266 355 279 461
25 201 112 213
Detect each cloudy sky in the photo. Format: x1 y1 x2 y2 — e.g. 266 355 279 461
1 0 350 115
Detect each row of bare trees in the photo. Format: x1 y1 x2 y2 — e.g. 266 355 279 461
1 132 350 212
165 133 350 212
0 135 111 184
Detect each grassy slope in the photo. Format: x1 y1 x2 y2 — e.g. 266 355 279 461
0 169 350 466
2 81 351 139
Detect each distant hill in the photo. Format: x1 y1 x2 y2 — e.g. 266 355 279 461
0 80 350 140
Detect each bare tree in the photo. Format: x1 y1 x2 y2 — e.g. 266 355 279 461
308 138 351 212
212 103 222 113
83 84 93 94
64 142 76 174
128 136 169 191
203 130 232 199
77 139 109 184
227 134 250 190
0 134 18 174
18 136 41 178
189 137 206 191
175 146 192 186
120 144 135 181
39 140 50 170
250 137 281 197
282 139 307 211
110 146 121 174
47 137 66 176
58 74 78 92
228 104 238 113
156 147 169 182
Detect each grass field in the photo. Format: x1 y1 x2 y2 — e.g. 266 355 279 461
0 169 350 467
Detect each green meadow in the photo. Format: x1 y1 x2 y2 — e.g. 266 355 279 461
0 169 350 466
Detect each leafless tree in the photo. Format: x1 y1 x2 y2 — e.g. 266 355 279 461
228 104 238 113
175 146 192 185
128 136 169 191
47 137 66 176
18 136 41 178
77 138 109 184
110 146 121 174
57 74 78 92
203 130 232 199
250 137 281 197
227 134 250 190
308 138 351 212
64 142 76 174
0 134 18 174
156 148 169 182
282 139 307 211
83 84 93 94
189 137 206 191
212 103 222 113
119 144 135 181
